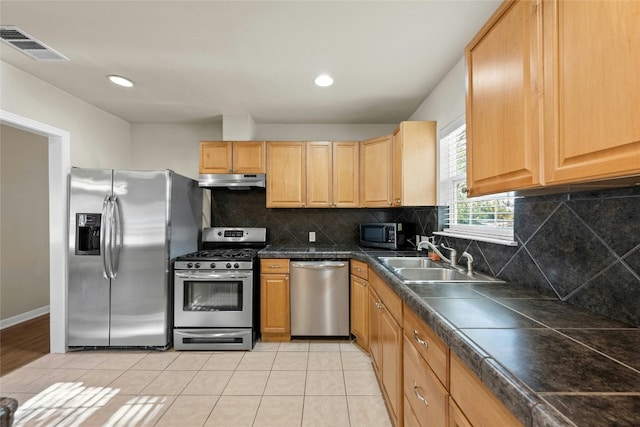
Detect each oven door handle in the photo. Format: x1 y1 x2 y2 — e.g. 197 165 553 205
175 271 251 280
178 330 249 339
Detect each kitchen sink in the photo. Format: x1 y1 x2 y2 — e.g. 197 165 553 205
378 257 439 269
395 268 471 282
378 256 503 284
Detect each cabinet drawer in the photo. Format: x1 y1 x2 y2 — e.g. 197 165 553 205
350 259 368 280
260 258 289 274
404 304 449 388
403 335 448 427
369 270 402 324
450 352 522 427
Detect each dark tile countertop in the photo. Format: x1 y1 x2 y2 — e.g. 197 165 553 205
259 245 640 427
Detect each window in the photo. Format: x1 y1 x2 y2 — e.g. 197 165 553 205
436 116 517 246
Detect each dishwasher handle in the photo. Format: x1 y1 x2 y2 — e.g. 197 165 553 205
290 261 347 269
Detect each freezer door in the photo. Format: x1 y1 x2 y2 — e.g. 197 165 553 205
68 168 113 347
109 170 171 347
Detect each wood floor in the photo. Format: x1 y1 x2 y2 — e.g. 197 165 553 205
0 314 49 376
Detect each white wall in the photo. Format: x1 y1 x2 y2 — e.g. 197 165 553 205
0 61 131 168
130 123 222 180
409 56 466 133
0 125 50 322
409 57 467 202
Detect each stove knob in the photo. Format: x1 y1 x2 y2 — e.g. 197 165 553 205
234 263 240 269
186 262 193 269
218 231 222 236
194 263 201 269
210 263 216 268
226 263 232 269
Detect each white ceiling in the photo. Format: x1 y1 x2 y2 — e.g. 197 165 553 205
0 1 500 125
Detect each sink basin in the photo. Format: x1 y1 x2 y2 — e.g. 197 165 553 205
378 257 439 269
377 256 504 283
395 268 473 282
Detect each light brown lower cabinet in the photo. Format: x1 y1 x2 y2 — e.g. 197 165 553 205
350 259 369 350
403 396 421 427
450 352 523 427
350 273 369 350
449 397 473 427
403 335 448 427
259 259 291 342
368 271 403 427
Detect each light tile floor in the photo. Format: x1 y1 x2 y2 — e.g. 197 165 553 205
1 340 392 427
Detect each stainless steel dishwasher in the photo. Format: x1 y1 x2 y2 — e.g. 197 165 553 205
290 260 349 336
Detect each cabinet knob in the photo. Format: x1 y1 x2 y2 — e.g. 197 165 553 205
395 198 401 203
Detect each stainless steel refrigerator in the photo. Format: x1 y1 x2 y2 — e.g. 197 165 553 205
68 168 202 349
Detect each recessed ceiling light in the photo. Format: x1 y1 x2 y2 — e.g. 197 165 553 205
107 75 134 88
314 74 334 87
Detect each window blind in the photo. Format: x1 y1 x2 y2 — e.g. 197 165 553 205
438 118 516 244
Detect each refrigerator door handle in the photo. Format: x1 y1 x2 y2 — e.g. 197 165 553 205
109 195 122 279
100 195 111 280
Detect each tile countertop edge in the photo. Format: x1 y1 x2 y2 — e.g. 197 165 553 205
257 247 577 427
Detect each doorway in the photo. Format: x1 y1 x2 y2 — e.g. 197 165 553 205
0 109 70 353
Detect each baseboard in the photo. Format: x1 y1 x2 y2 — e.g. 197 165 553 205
0 305 50 330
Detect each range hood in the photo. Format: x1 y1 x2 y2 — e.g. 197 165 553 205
199 173 266 189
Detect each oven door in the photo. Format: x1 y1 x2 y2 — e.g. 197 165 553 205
174 270 253 327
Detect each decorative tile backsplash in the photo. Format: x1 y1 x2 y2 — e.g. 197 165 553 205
436 186 640 327
210 186 640 326
209 189 438 246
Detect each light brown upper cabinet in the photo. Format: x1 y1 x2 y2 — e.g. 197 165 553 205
266 142 306 208
199 141 266 174
360 135 393 207
392 121 437 206
466 0 640 197
307 141 359 208
465 0 543 196
542 0 640 185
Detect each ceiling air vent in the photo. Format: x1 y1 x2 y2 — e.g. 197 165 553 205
0 25 69 61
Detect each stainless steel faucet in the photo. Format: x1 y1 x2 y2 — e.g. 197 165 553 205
439 243 457 267
416 240 457 267
459 251 474 274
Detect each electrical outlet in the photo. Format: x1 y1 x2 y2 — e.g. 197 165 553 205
309 231 316 243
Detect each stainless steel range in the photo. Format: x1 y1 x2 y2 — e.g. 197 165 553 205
173 227 267 350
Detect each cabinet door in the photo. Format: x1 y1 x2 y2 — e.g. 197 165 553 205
350 274 369 350
368 287 382 375
306 141 332 207
333 141 359 207
465 0 543 196
392 122 437 207
543 0 640 184
448 397 472 427
260 274 290 336
234 141 266 174
381 307 403 427
266 142 306 208
200 141 233 173
360 135 393 207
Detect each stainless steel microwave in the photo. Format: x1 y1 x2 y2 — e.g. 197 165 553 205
359 223 407 249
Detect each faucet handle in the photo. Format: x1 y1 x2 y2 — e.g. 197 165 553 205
460 251 474 273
